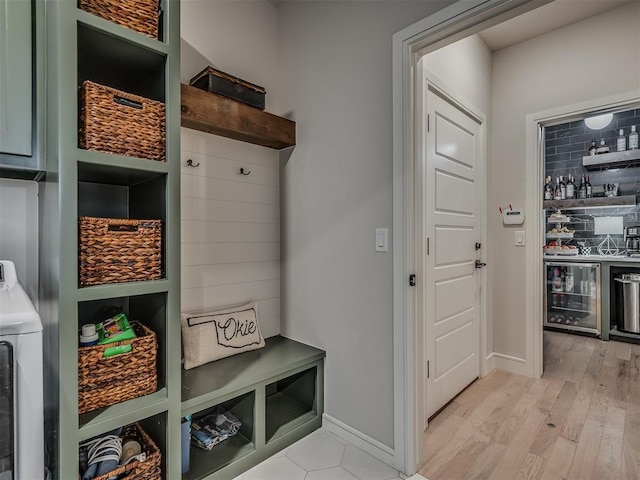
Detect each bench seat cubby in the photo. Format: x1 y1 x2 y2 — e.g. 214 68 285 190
181 335 325 480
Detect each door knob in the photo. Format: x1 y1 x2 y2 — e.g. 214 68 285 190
475 260 487 269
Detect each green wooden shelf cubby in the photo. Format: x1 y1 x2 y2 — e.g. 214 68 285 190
181 336 325 480
41 0 181 478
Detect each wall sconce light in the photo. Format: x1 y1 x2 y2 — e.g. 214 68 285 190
584 113 613 130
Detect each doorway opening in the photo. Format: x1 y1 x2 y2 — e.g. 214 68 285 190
532 98 640 379
393 0 640 474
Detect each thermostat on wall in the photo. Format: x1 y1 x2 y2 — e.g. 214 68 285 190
503 210 524 225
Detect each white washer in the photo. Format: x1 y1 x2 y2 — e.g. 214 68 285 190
0 260 43 480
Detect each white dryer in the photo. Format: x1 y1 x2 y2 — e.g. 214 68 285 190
0 260 43 480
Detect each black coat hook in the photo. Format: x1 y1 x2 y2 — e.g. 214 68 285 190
240 167 251 176
186 159 200 167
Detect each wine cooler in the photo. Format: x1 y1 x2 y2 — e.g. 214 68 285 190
544 262 601 336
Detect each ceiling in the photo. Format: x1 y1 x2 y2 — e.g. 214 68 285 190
478 0 636 51
261 0 634 50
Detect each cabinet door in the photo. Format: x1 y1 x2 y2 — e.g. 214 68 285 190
0 0 32 157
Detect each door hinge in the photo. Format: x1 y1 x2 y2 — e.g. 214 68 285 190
409 274 416 287
427 237 430 255
427 360 430 379
427 114 430 132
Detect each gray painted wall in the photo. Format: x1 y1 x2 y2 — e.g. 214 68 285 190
277 0 456 448
490 1 640 359
420 35 493 118
0 178 38 302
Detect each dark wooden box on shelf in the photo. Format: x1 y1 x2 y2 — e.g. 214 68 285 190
181 84 295 150
190 66 266 110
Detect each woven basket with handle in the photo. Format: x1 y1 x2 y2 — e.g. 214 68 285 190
78 321 157 414
79 81 166 162
79 216 162 287
79 0 160 39
89 422 162 480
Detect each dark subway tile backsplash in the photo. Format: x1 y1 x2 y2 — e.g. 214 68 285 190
545 108 640 249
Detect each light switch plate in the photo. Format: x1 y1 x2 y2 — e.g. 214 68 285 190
376 228 388 252
515 230 525 246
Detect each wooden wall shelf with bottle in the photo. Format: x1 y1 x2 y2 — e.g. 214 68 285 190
543 195 637 211
180 83 296 150
583 149 640 170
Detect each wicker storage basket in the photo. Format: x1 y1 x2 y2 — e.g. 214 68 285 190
79 81 166 161
79 216 162 287
79 0 159 39
89 422 162 480
78 321 157 414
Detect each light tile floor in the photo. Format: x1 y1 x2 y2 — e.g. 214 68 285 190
233 429 409 480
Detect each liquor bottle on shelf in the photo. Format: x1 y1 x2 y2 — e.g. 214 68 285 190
629 125 639 150
578 174 587 199
554 177 562 201
581 279 589 295
596 139 610 154
565 271 574 293
544 176 553 201
566 175 575 199
617 129 627 152
587 139 597 156
552 267 563 292
559 176 566 200
585 175 592 198
561 292 568 308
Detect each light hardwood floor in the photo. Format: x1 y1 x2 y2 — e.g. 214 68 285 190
420 331 640 480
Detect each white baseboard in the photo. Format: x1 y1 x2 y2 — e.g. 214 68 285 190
322 413 400 470
487 352 531 377
406 475 428 480
482 353 496 377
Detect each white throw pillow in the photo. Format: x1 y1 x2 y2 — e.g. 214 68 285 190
181 302 265 370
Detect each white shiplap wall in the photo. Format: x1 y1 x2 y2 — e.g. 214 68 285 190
181 127 280 338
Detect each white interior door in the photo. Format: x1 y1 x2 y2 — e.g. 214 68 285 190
423 84 483 420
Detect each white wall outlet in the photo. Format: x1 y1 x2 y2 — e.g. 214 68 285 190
515 230 525 246
376 228 388 252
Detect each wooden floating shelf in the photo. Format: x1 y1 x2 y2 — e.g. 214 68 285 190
180 84 296 150
583 149 640 169
543 195 637 211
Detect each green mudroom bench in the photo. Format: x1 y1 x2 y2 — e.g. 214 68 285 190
181 336 325 480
